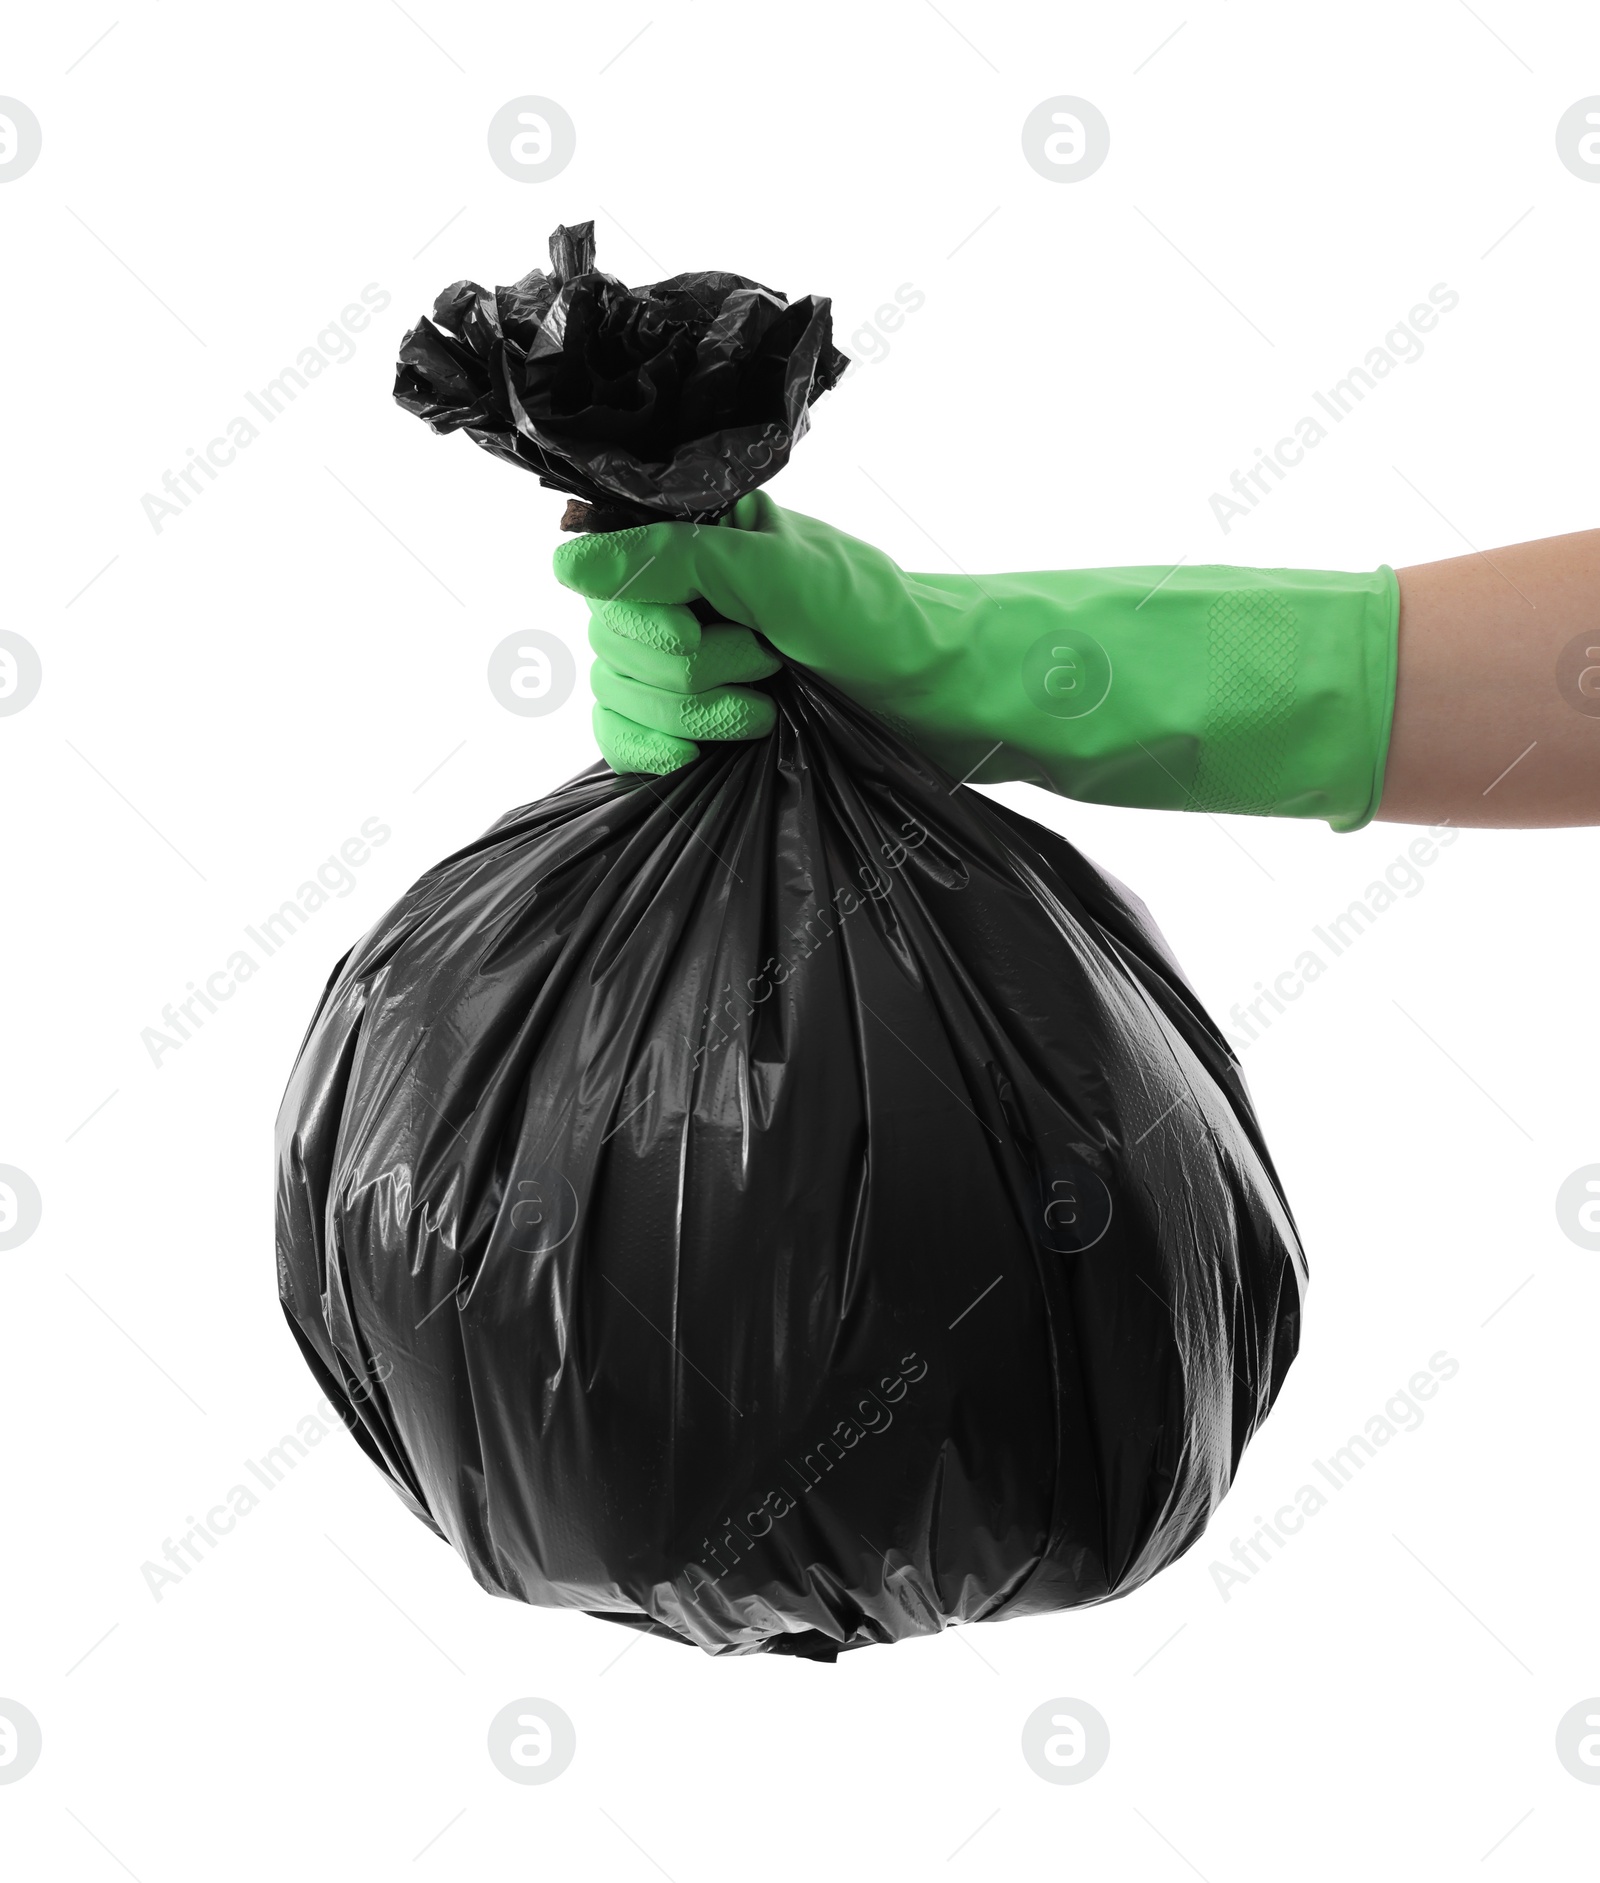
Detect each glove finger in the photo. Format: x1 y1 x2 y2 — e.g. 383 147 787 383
592 663 776 743
691 623 783 690
556 523 705 604
590 615 691 692
593 703 699 776
594 598 702 660
590 616 779 694
556 520 765 629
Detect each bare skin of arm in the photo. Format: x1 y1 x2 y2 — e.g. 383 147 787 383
1382 530 1600 827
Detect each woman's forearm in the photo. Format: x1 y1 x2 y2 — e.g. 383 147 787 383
1382 530 1600 827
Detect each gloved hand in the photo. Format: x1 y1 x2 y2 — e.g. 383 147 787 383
554 491 1400 831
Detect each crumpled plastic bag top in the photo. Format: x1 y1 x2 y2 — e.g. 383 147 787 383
393 220 849 525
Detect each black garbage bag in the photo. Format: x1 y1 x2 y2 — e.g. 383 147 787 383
275 224 1306 1659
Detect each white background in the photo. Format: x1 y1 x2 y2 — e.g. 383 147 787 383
2 2 1597 1876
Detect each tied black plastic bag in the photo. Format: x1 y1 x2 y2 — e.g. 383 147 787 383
393 219 847 528
275 224 1306 1659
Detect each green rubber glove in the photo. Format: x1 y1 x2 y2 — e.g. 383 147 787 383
554 491 1400 831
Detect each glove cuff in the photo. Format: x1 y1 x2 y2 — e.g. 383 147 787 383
953 561 1403 832
1183 564 1399 832
1334 563 1400 831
